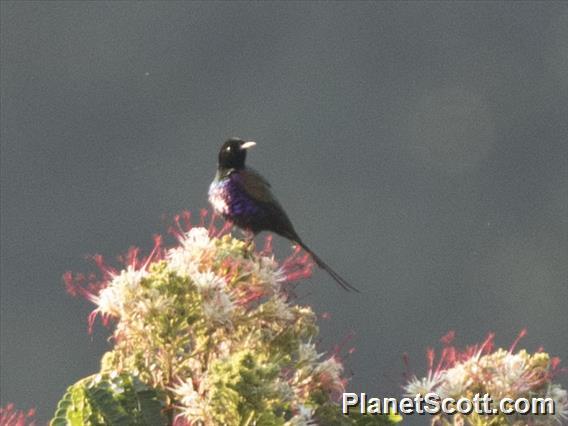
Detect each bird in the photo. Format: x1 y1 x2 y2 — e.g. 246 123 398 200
208 137 359 292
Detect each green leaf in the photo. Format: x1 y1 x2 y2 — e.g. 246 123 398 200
50 372 167 426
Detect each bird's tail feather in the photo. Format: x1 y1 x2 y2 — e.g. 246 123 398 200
296 241 360 293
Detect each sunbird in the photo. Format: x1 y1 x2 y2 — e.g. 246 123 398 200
208 138 359 292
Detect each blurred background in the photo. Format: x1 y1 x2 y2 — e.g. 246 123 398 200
1 2 567 423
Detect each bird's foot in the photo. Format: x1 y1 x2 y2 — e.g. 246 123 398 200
239 229 255 248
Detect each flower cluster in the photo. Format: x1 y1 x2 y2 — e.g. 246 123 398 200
60 211 396 425
404 331 568 425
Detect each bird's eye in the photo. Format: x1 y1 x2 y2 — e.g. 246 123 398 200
226 146 231 152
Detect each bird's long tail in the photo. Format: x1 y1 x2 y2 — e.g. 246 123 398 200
296 240 360 293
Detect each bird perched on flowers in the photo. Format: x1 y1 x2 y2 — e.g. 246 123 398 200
208 137 359 292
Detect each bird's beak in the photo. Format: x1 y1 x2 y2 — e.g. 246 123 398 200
241 141 256 150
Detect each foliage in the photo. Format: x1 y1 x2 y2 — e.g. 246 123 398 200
55 218 399 425
404 331 568 425
50 372 166 426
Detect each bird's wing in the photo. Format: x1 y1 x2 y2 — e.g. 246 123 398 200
235 168 275 203
234 167 300 241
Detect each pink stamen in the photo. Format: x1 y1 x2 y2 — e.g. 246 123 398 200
63 271 104 303
435 347 450 374
87 309 114 334
332 331 355 358
281 245 302 269
90 254 116 279
281 244 314 283
63 271 80 296
550 357 561 371
170 214 183 237
199 209 208 227
0 403 36 426
426 348 435 372
261 235 273 256
170 211 193 238
141 235 163 270
237 290 264 305
444 347 457 368
440 330 455 346
508 328 527 354
284 267 313 282
181 210 192 230
87 310 99 334
119 246 139 269
477 332 495 357
207 211 218 234
219 220 233 236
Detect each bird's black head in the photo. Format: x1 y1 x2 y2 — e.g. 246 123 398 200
218 137 256 170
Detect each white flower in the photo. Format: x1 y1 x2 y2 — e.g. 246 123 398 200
270 296 294 321
437 362 472 399
547 384 568 424
114 266 148 291
95 286 122 317
172 380 198 406
492 351 529 395
192 270 226 293
297 343 321 366
201 289 235 326
95 266 148 317
183 227 212 250
404 370 445 397
171 379 207 422
253 256 284 292
285 404 315 425
313 357 344 393
167 227 213 277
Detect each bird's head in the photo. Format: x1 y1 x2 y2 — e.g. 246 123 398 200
218 137 256 170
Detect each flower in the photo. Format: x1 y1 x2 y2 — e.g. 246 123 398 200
171 379 209 424
546 384 568 424
59 210 393 425
95 266 149 317
201 288 235 326
403 370 446 397
297 342 322 367
437 362 471 398
404 331 567 425
167 227 215 278
191 270 226 293
313 356 346 395
286 404 316 425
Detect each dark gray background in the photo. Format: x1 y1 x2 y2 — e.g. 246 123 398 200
1 2 567 423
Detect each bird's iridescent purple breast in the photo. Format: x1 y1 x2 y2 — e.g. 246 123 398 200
208 177 231 215
208 173 261 220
